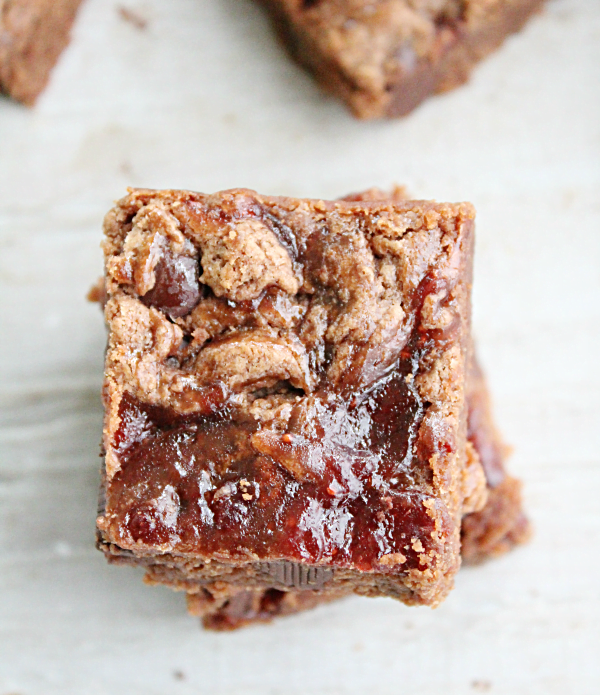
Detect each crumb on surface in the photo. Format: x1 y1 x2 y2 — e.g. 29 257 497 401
118 6 148 30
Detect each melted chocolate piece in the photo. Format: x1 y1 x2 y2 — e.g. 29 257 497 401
141 248 201 318
258 561 333 589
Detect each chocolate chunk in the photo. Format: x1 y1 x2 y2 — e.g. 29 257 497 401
258 561 334 589
141 249 201 318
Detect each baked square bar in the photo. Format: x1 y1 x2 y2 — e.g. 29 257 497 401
0 0 83 105
97 186 488 611
185 351 531 630
259 0 545 119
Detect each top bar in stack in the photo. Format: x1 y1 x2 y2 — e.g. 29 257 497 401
97 187 488 609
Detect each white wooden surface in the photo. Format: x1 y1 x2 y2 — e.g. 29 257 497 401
1 0 599 693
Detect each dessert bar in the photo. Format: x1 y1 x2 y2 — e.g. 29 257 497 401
0 0 83 105
259 0 545 119
97 186 487 612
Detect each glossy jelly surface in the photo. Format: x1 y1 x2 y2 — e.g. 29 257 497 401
108 322 453 573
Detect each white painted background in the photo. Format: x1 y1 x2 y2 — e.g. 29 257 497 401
0 1 599 693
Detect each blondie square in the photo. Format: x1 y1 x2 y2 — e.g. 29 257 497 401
259 0 545 119
96 187 487 610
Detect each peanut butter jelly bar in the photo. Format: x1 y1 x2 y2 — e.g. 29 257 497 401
259 0 545 119
96 187 488 610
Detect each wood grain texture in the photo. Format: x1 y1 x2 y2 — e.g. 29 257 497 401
0 0 599 693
